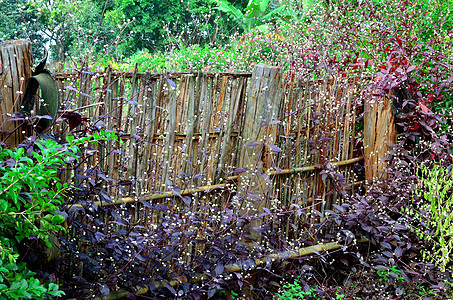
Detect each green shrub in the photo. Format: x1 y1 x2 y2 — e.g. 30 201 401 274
0 131 116 299
376 266 404 283
410 164 453 272
276 278 320 300
0 139 77 299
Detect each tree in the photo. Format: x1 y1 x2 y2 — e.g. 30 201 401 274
216 0 287 33
106 0 250 54
30 0 127 62
0 0 46 59
106 0 209 54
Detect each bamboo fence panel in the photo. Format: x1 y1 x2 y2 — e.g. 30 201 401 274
53 66 365 239
47 65 375 283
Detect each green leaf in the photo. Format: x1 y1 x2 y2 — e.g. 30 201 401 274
17 148 25 157
66 135 74 145
217 0 245 24
0 200 9 212
261 5 287 20
259 0 270 12
51 214 66 224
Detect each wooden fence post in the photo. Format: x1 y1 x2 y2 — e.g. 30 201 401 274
238 64 283 239
0 39 32 147
239 64 283 171
363 95 397 182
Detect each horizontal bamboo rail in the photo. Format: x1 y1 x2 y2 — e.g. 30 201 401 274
87 156 363 207
268 156 363 176
54 71 253 80
80 236 369 300
117 131 240 141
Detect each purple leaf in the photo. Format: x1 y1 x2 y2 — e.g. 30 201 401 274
35 114 53 120
215 264 224 276
395 288 404 297
182 196 191 206
246 142 261 147
395 247 403 258
9 117 26 121
155 204 169 212
166 79 177 88
65 85 77 91
407 65 417 72
382 251 393 258
332 204 344 212
394 224 406 230
381 241 392 249
111 210 123 223
268 144 282 152
163 281 176 295
6 159 16 168
94 120 106 129
99 173 113 182
140 200 154 209
172 186 181 196
100 191 111 203
80 92 93 98
55 210 68 219
345 220 357 226
207 288 216 299
95 231 106 242
233 168 248 174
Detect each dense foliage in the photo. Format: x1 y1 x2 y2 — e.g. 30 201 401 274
0 138 73 299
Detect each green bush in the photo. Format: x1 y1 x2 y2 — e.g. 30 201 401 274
376 266 404 283
0 138 77 299
276 278 320 300
410 164 453 272
0 131 118 299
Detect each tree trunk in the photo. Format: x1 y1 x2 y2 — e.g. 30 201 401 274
0 39 33 147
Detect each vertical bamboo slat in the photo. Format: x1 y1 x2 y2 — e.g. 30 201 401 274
182 74 197 184
161 80 177 188
126 65 139 196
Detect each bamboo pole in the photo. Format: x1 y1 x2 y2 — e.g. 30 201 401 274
55 71 253 80
90 156 363 207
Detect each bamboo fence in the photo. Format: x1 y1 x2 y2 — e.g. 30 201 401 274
52 64 368 234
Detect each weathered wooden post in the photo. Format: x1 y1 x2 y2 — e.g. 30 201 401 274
0 39 33 147
239 64 283 172
238 64 283 239
363 94 397 182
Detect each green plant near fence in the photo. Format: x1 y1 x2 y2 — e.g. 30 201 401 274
0 139 73 299
276 278 320 300
405 164 453 272
0 130 117 299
